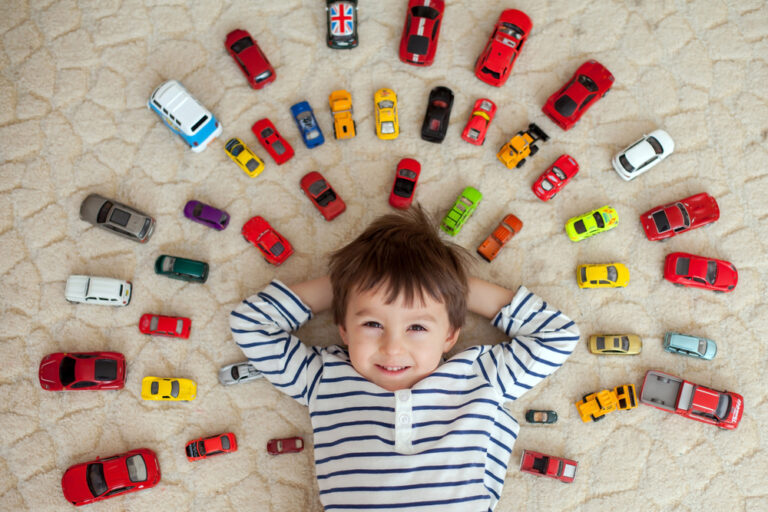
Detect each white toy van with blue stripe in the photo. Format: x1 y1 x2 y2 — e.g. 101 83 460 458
148 80 222 152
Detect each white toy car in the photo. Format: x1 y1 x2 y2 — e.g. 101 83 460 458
65 275 131 306
218 361 262 386
612 129 674 181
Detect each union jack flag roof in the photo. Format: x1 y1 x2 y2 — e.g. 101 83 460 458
329 2 355 36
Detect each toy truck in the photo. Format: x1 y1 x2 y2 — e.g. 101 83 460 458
639 370 743 430
576 384 637 423
497 122 549 169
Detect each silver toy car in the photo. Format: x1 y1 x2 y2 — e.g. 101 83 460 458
218 361 263 386
79 193 155 243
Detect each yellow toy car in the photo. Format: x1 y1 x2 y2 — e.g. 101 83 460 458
496 123 549 169
577 263 629 288
576 384 637 422
588 334 642 355
374 88 399 140
329 89 356 139
224 137 265 178
141 376 197 401
564 205 618 241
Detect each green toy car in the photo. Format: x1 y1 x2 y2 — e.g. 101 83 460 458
564 205 618 242
525 409 558 424
441 187 483 236
154 255 209 283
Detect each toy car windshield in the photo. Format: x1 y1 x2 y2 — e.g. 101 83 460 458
88 465 107 496
110 209 130 226
231 37 254 53
381 122 395 134
260 127 274 138
161 257 175 272
379 100 394 109
308 180 327 196
407 36 429 55
577 74 598 91
126 455 148 482
499 23 524 39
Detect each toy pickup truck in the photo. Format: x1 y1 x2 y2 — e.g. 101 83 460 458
639 370 743 430
576 384 637 423
497 122 549 169
519 449 577 483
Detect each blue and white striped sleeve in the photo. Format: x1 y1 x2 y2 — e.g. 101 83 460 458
229 279 323 407
474 285 580 402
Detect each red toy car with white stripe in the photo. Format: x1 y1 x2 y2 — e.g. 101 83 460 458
474 9 532 87
532 154 579 201
252 118 294 165
399 0 445 66
139 314 191 339
461 98 496 145
640 192 719 241
542 59 614 130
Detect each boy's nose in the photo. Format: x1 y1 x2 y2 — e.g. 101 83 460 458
380 333 405 355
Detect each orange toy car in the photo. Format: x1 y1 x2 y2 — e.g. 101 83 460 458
477 214 523 262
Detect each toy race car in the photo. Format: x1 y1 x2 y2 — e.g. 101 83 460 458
186 432 238 461
242 215 294 266
496 123 548 169
329 89 356 139
224 137 265 178
183 200 230 230
663 252 737 292
300 171 346 221
532 154 579 201
141 376 197 401
475 9 532 87
461 98 496 145
640 192 719 241
476 214 523 262
374 88 399 139
389 158 421 209
542 59 614 130
252 118 294 165
39 352 126 391
326 1 358 49
441 187 482 236
565 205 618 241
139 314 191 339
421 86 454 143
225 29 276 89
218 361 263 386
576 263 630 289
290 101 325 149
520 450 577 483
399 0 445 66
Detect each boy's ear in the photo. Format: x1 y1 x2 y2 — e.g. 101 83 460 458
443 328 461 353
338 324 349 346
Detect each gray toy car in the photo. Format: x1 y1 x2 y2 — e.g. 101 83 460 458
218 361 263 386
79 193 155 243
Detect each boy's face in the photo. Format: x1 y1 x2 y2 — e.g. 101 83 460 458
338 284 460 391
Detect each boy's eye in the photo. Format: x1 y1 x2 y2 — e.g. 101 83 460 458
408 324 427 332
363 321 382 329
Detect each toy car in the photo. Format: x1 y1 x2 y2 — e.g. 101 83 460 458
326 1 358 49
224 137 265 177
640 192 719 241
61 448 160 506
300 171 346 221
242 215 294 266
148 80 222 152
588 334 642 355
612 129 675 181
80 193 155 243
139 313 191 339
389 158 421 209
664 252 737 292
576 384 637 422
564 205 618 242
290 101 325 149
218 361 263 386
141 376 197 401
65 275 132 306
496 123 549 169
474 9 532 87
461 98 496 145
154 255 209 283
532 154 579 201
267 436 304 455
577 263 629 289
39 352 126 391
186 432 238 461
225 29 276 89
329 89 356 139
399 0 445 66
421 86 454 143
441 186 482 236
663 331 717 360
374 88 399 140
476 214 523 262
542 59 614 131
519 450 577 483
525 410 558 424
252 118 294 165
183 200 230 231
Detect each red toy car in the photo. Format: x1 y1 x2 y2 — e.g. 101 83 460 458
39 352 126 391
185 432 238 461
61 448 161 506
242 215 294 266
225 29 276 89
461 98 497 145
252 118 294 165
664 252 737 292
389 158 421 209
640 192 720 241
139 313 191 339
267 436 304 455
300 171 346 221
474 9 532 87
398 0 445 66
542 59 614 131
531 154 579 201
519 449 577 483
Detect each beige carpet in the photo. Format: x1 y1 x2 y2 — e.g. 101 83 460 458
2 0 767 510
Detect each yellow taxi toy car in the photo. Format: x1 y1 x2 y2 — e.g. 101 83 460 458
225 137 265 178
374 88 399 140
141 376 197 401
329 89 356 139
588 334 642 355
577 263 629 288
564 205 618 241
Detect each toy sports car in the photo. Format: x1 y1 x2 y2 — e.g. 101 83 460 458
374 88 399 140
612 129 675 181
532 154 579 201
329 89 356 139
141 376 197 401
218 361 263 386
520 450 577 483
300 171 346 221
441 186 482 236
399 0 445 66
542 59 614 130
252 118 294 165
664 252 737 292
38 352 126 391
183 200 230 230
475 9 532 87
421 86 454 143
225 29 276 89
326 1 358 49
224 137 265 178
242 215 294 266
291 101 325 149
389 158 421 209
476 214 523 262
139 313 191 339
640 192 719 241
461 98 496 145
186 432 238 461
565 205 618 241
576 263 629 289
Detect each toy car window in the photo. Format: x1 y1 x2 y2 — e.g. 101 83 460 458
606 266 618 281
316 189 337 207
260 127 274 138
693 277 706 284
150 381 159 394
552 167 567 180
580 94 596 109
171 380 180 397
706 261 718 284
460 197 473 206
540 179 553 191
553 96 577 117
149 316 159 331
190 115 209 133
676 204 690 228
255 70 272 82
161 257 175 272
593 212 605 228
595 337 605 350
221 436 231 450
307 129 321 140
573 220 586 234
431 20 440 40
577 74 599 92
675 257 690 275
70 381 95 388
394 178 415 198
411 6 439 19
467 128 480 140
246 159 260 172
230 366 240 380
308 180 328 196
481 66 501 79
599 280 610 284
652 211 670 232
105 486 132 496
276 440 283 452
87 463 108 497
94 359 117 380
399 169 417 179
697 340 707 356
647 136 664 154
175 319 183 333
219 213 229 225
295 439 304 449
95 202 112 224
621 337 630 351
378 100 394 109
126 454 148 482
407 35 429 55
230 36 254 53
500 23 524 39
229 143 243 157
618 154 634 172
109 208 130 227
381 121 395 134
271 242 285 256
714 394 731 419
191 203 203 218
60 356 76 386
297 111 313 128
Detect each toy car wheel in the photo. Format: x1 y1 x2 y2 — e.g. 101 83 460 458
529 145 539 156
602 89 609 98
242 234 250 243
582 394 589 401
593 414 605 422
551 192 557 199
516 159 526 168
673 283 683 287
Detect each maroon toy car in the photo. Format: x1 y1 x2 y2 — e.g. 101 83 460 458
39 352 126 391
542 59 614 130
532 154 579 201
139 313 191 339
61 448 161 506
242 215 294 266
252 118 295 165
183 200 230 231
186 432 238 461
389 158 421 209
398 0 445 66
474 9 532 87
225 29 276 89
640 192 720 241
664 252 737 292
300 171 346 221
461 98 497 145
519 449 577 483
267 436 304 455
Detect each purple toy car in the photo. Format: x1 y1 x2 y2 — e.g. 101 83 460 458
183 200 230 230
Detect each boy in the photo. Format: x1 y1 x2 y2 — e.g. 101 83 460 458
230 206 579 511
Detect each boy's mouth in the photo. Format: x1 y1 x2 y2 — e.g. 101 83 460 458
376 364 410 374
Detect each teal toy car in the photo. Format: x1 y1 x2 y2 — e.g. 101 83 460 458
154 255 209 283
663 331 716 360
441 187 482 236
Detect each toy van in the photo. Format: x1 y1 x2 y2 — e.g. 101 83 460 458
148 80 222 152
65 275 132 306
663 331 717 360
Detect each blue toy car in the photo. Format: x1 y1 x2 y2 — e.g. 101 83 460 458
290 101 325 149
663 331 717 360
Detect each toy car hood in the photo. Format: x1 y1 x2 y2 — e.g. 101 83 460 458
39 353 63 388
61 463 93 504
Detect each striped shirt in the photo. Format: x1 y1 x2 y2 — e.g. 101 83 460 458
230 280 579 511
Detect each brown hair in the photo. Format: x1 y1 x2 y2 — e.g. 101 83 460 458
329 204 471 331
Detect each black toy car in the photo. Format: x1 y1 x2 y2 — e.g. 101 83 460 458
525 409 558 424
421 86 454 143
326 1 358 49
